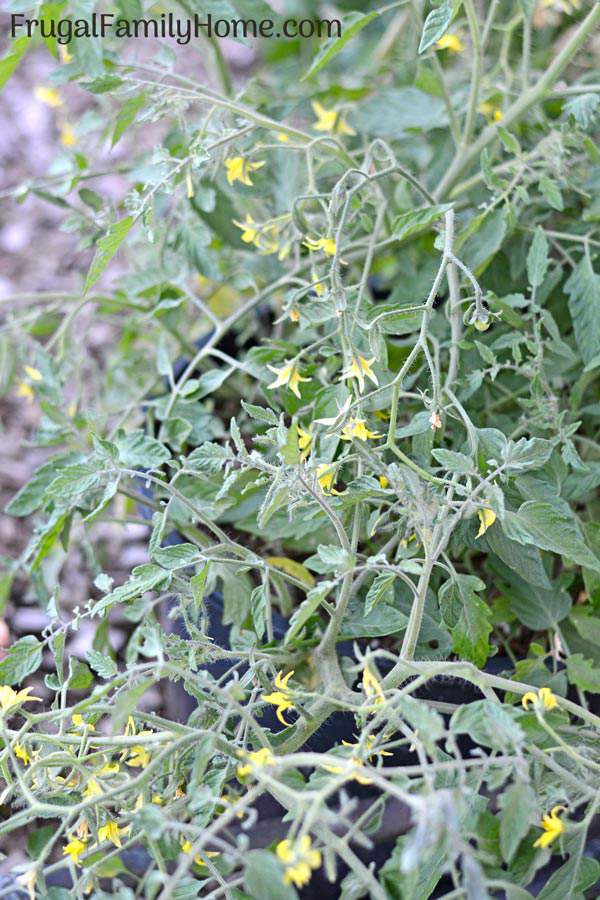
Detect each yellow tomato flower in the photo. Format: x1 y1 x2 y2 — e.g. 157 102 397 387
276 132 290 142
344 733 393 761
152 794 164 805
315 464 339 496
59 122 77 147
237 746 276 779
262 670 295 726
324 756 373 785
225 156 265 186
340 418 381 442
16 382 34 401
267 360 311 399
98 760 120 776
289 307 300 323
362 664 385 705
63 837 87 866
476 508 496 538
436 33 464 53
34 85 63 107
276 835 321 888
379 475 389 489
534 805 566 848
180 837 220 866
98 821 128 849
72 714 94 731
297 425 313 460
126 744 150 768
24 365 42 382
522 687 558 712
233 214 260 245
311 100 355 136
340 354 379 393
0 685 41 714
14 742 31 765
478 101 503 123
303 235 336 256
83 777 102 800
233 215 279 255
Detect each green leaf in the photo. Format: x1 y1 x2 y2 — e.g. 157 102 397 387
507 583 571 630
356 87 447 138
190 562 210 608
501 437 554 472
451 700 524 751
537 855 600 900
461 207 507 274
195 368 233 398
503 501 600 572
484 526 550 589
564 256 600 365
250 585 267 640
27 825 55 860
152 543 202 570
187 442 229 473
538 174 564 211
305 545 352 575
497 126 521 155
499 780 535 863
565 654 600 693
0 36 29 92
505 888 533 900
5 454 81 516
418 1 454 54
258 480 289 529
244 850 298 900
112 91 147 147
526 227 549 288
395 695 444 754
112 678 155 734
340 596 407 639
302 11 379 80
569 607 600 645
68 659 93 691
393 204 452 242
365 573 396 616
431 448 474 474
84 216 134 293
45 462 103 506
0 636 43 685
285 581 333 644
86 649 118 679
241 401 279 426
92 564 171 616
115 430 171 468
439 575 491 667
84 75 124 94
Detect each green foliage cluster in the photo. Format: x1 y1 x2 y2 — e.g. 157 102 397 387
2 1 600 897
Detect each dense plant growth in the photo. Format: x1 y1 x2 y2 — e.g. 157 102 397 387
2 0 600 897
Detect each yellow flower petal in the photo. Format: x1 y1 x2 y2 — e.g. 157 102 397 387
436 33 464 53
225 156 265 186
476 508 496 538
34 86 62 107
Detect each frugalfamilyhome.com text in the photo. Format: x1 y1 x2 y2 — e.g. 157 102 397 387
9 12 343 45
